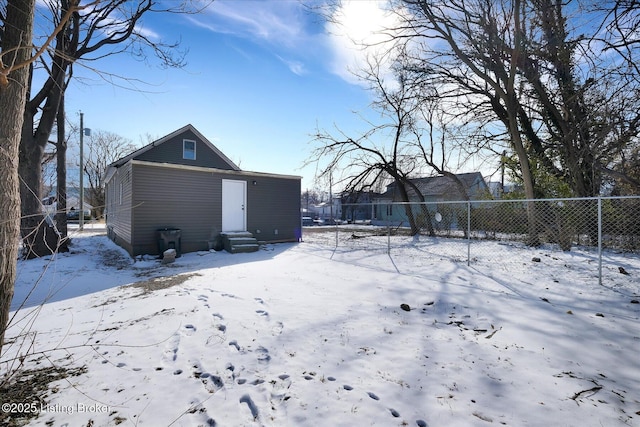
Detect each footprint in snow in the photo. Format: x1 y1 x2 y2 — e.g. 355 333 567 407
162 332 180 363
255 309 269 318
192 362 224 393
206 324 227 345
256 346 271 363
221 293 239 299
182 324 197 336
224 363 237 381
272 374 292 393
197 294 210 308
201 374 224 393
325 375 408 422
271 321 284 336
228 340 241 352
255 297 264 304
239 394 260 421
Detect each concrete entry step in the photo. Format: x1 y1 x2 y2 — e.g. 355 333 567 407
221 232 259 253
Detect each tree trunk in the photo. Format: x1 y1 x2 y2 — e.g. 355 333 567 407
394 180 421 236
509 0 540 246
55 94 69 248
19 6 70 258
19 106 49 258
403 178 436 237
0 0 36 356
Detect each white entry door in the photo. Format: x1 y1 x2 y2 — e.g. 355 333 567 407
222 179 247 232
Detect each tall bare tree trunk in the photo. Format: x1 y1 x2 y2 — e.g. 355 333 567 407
19 0 71 258
0 0 36 356
403 178 436 237
509 0 539 246
395 181 421 235
55 94 69 247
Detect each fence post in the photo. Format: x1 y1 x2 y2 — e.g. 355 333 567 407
598 197 602 286
387 218 391 255
467 201 471 266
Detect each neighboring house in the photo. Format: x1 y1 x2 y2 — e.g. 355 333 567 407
373 172 490 226
104 124 301 256
340 190 378 223
42 189 93 222
308 197 342 223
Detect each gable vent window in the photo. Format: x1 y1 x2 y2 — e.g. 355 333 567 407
183 139 196 160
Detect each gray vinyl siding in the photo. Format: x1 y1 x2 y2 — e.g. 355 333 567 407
105 162 133 251
107 159 301 257
134 129 236 170
246 175 301 242
131 163 220 255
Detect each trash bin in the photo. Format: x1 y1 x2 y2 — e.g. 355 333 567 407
157 228 181 257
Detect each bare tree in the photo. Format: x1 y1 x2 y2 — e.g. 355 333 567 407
309 55 439 235
20 0 205 258
598 0 640 77
0 0 204 355
0 0 75 359
81 129 138 218
398 0 536 195
1 0 36 360
386 0 640 245
398 0 640 197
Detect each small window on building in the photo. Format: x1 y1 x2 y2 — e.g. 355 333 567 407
183 139 196 160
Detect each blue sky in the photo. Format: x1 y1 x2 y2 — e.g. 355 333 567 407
59 1 402 192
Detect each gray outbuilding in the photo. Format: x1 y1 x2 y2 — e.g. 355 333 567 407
105 124 301 257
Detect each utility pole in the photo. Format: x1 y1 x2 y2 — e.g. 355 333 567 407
79 112 84 230
501 150 506 197
329 171 333 223
79 114 92 231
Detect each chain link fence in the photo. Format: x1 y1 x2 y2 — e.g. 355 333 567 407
302 196 640 285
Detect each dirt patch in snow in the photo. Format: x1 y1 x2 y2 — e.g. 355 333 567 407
97 247 133 270
0 365 87 426
126 273 202 295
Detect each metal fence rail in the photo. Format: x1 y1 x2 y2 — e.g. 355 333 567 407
304 196 640 285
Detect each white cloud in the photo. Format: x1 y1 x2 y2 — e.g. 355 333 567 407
200 0 307 49
277 55 308 76
187 0 317 75
324 0 404 86
185 0 407 83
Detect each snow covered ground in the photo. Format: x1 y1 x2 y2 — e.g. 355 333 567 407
3 224 640 426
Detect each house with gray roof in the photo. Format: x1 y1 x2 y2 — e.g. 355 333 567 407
372 172 490 227
105 124 301 257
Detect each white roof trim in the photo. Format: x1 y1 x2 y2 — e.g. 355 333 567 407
130 159 302 181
